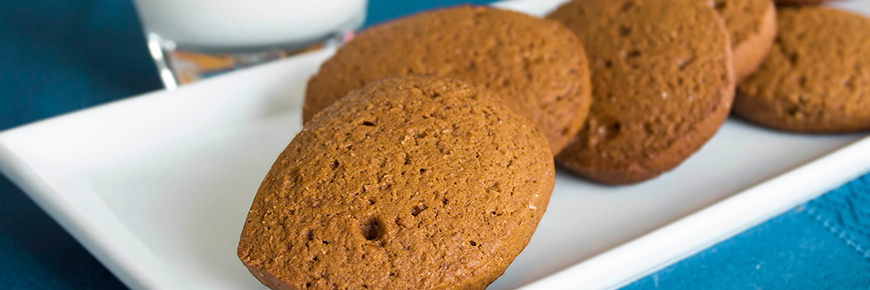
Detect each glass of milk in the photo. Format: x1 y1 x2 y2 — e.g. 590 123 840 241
133 0 368 89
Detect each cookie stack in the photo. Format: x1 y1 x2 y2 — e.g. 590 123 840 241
241 7 584 289
303 6 592 154
239 1 868 289
548 0 869 183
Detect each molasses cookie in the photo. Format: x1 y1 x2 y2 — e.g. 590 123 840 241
548 0 735 184
239 76 555 289
303 5 592 154
735 6 870 133
712 0 777 81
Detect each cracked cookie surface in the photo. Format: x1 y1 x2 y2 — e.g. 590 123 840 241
547 0 735 184
303 5 591 154
239 76 554 290
710 0 777 81
735 6 870 133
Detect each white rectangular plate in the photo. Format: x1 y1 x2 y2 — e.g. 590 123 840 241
1 1 869 289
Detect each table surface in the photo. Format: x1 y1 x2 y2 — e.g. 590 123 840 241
1 0 868 289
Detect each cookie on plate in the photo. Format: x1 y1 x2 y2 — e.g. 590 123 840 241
239 76 555 290
711 0 777 81
303 5 592 154
735 6 870 133
547 0 735 184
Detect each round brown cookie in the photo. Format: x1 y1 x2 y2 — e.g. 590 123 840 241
303 5 592 154
735 6 870 133
711 0 777 81
239 76 555 290
547 0 735 185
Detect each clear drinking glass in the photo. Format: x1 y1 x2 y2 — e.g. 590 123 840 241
132 0 368 90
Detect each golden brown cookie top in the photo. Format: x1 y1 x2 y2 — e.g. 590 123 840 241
240 76 555 289
735 6 870 133
710 0 777 81
548 0 734 184
711 0 774 47
304 5 592 154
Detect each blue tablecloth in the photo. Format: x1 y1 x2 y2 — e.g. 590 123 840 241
623 174 870 290
1 0 867 289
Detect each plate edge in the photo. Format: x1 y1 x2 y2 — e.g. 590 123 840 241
518 135 870 290
0 139 182 290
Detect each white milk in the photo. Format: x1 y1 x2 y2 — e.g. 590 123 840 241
133 0 367 49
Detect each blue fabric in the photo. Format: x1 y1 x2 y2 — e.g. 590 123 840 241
0 175 127 289
807 175 870 260
623 174 870 290
1 0 159 288
364 0 493 27
0 0 163 128
0 0 495 289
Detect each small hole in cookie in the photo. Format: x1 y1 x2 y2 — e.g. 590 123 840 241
361 217 384 240
470 241 477 246
328 160 339 170
412 131 428 139
305 282 311 288
599 122 623 141
361 121 375 127
788 53 799 65
411 204 428 217
618 25 632 36
306 230 314 241
442 198 449 205
419 168 426 173
604 60 613 68
713 0 726 11
798 75 808 88
624 50 642 60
